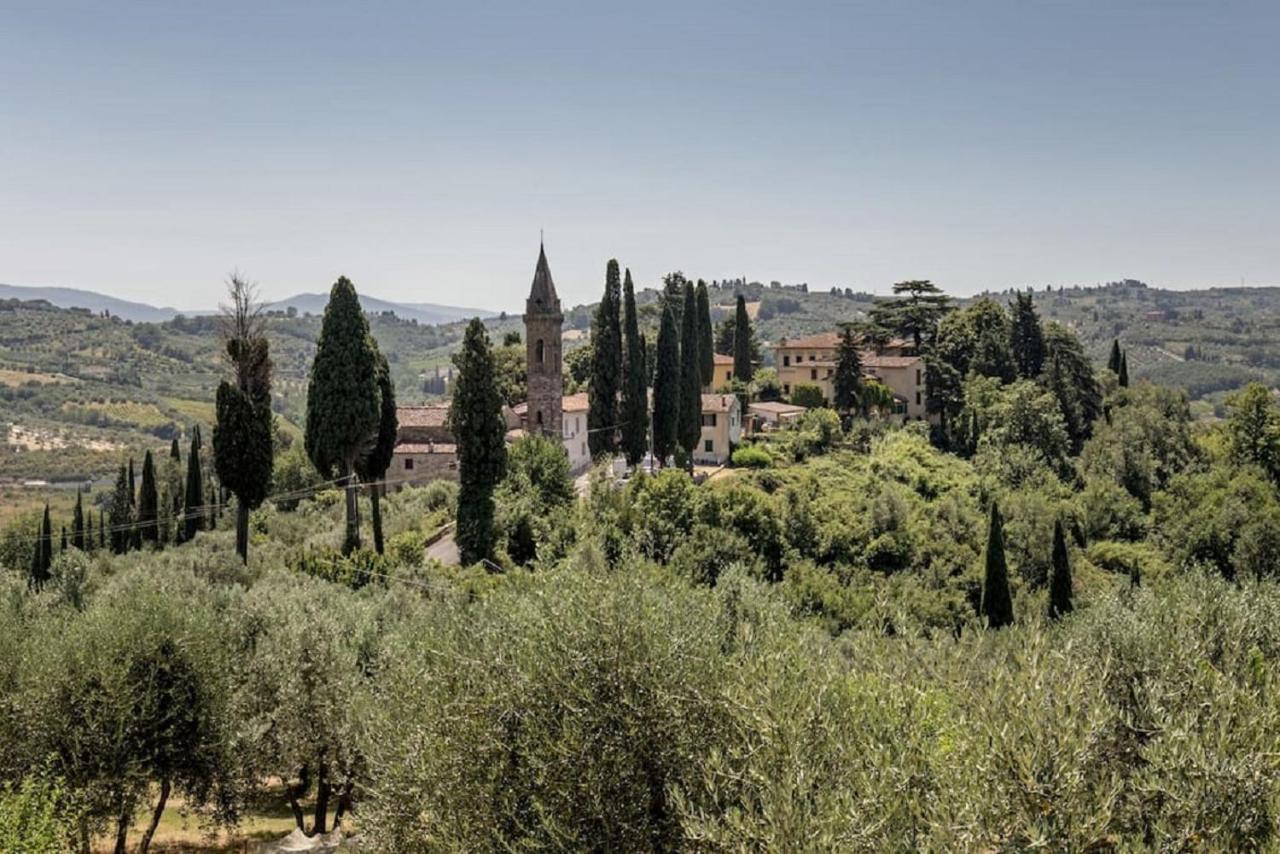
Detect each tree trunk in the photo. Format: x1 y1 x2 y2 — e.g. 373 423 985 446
235 501 250 564
370 482 384 555
333 781 354 828
286 766 310 831
112 806 130 854
137 777 170 854
313 761 332 835
343 471 360 555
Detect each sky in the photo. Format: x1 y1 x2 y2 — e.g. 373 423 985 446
1 1 1278 312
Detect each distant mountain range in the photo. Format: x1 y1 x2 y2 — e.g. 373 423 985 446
0 283 494 325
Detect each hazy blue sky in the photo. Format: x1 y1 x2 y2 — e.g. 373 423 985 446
2 1 1277 311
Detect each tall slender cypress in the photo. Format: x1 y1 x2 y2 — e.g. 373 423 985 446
72 488 85 551
449 318 508 565
305 276 382 554
170 437 181 462
620 269 649 468
110 465 132 554
1009 290 1045 378
1118 352 1130 388
677 282 703 467
138 450 159 546
98 509 105 550
86 512 94 553
587 259 622 456
60 526 67 552
182 427 205 543
732 294 754 383
980 501 1014 628
696 280 714 388
356 348 397 556
29 505 52 587
127 457 140 550
651 303 681 466
1048 518 1073 620
1107 339 1123 375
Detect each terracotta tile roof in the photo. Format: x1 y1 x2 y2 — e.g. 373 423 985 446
862 354 922 368
712 353 734 365
505 428 527 441
777 331 841 350
701 393 737 413
397 405 450 428
393 442 457 454
563 392 589 412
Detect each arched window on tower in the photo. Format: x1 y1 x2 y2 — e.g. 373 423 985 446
536 339 545 365
535 410 543 427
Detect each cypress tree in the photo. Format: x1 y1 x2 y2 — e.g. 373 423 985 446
72 488 85 551
29 505 52 587
86 512 94 554
60 526 67 552
651 302 681 466
677 282 703 467
1107 338 1122 375
213 274 275 563
620 269 649 468
137 450 159 546
98 509 105 551
587 259 622 457
305 276 382 554
833 325 864 415
980 501 1014 628
110 465 132 554
696 279 714 388
170 437 181 462
181 427 205 544
1048 518 1073 619
732 294 754 383
1118 352 1130 388
449 318 507 565
356 348 397 556
1009 290 1045 378
127 457 140 550
662 272 688 331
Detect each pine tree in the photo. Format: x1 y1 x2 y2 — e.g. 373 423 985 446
620 269 649 467
587 260 622 456
677 282 703 467
356 348 397 556
732 294 755 383
1107 338 1123 375
1009 290 1045 378
696 280 714 388
651 302 681 465
181 428 205 544
449 318 507 565
1048 518 1073 619
110 465 133 554
213 274 275 563
833 325 863 415
980 501 1014 628
1118 352 1130 388
137 450 159 546
305 276 382 554
72 488 85 551
29 505 52 587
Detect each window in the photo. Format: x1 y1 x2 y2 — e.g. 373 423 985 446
535 410 543 426
701 413 717 427
704 439 714 452
725 370 732 381
916 391 922 405
810 368 817 380
783 383 791 394
404 458 414 471
783 355 790 367
808 354 815 362
916 368 922 385
536 339 545 364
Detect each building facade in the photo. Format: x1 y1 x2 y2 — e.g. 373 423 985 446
773 332 927 419
389 404 458 488
695 393 742 464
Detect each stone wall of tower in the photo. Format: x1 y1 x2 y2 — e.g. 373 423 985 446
524 313 563 437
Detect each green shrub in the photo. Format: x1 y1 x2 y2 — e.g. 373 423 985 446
731 445 772 469
0 774 73 854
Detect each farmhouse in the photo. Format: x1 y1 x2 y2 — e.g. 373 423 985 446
774 332 927 418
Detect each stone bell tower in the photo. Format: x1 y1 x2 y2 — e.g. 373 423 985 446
523 242 564 438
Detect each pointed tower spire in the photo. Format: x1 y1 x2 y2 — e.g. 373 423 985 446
528 241 561 314
523 242 565 438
